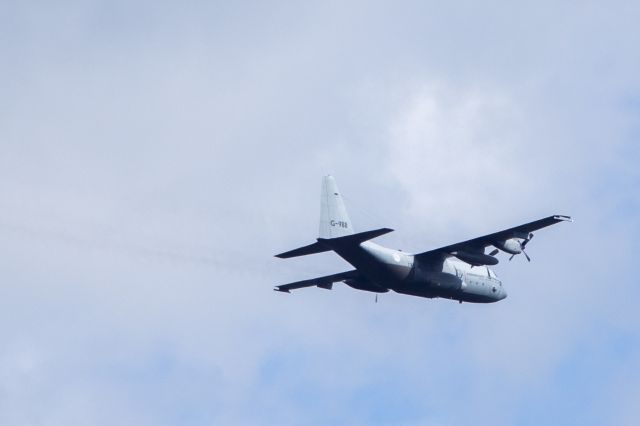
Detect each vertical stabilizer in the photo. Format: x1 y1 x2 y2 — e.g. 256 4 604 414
319 175 354 239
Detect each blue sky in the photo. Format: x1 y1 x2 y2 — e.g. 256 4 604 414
1 1 639 425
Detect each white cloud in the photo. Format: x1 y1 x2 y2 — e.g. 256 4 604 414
387 83 530 238
0 1 639 425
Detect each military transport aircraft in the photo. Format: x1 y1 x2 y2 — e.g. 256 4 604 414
274 176 571 304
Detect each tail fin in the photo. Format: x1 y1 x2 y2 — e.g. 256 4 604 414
275 176 393 260
319 175 354 239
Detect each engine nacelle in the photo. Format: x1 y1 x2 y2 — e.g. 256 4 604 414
493 238 523 255
451 251 498 266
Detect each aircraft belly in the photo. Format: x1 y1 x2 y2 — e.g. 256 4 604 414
384 263 412 280
361 263 411 288
409 269 462 291
332 244 411 288
393 285 499 303
452 279 502 303
393 269 501 303
332 243 501 302
392 270 458 299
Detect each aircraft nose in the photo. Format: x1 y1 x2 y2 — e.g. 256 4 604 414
500 287 508 300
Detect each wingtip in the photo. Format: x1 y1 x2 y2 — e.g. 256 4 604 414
274 287 290 293
554 215 573 222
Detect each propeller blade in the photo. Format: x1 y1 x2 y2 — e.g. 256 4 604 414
509 254 515 261
522 233 534 248
489 249 499 256
523 249 531 262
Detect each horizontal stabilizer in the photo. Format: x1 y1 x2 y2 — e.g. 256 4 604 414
275 242 331 259
275 270 360 293
317 227 393 249
275 228 393 259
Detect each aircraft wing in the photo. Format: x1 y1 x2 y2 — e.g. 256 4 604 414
415 215 572 261
274 270 360 293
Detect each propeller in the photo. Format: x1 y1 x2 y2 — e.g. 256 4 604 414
509 233 534 262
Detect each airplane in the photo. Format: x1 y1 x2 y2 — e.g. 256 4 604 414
274 176 571 304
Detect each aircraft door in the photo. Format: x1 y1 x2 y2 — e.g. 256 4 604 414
455 266 467 291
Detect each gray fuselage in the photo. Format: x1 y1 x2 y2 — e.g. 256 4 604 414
333 241 507 303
